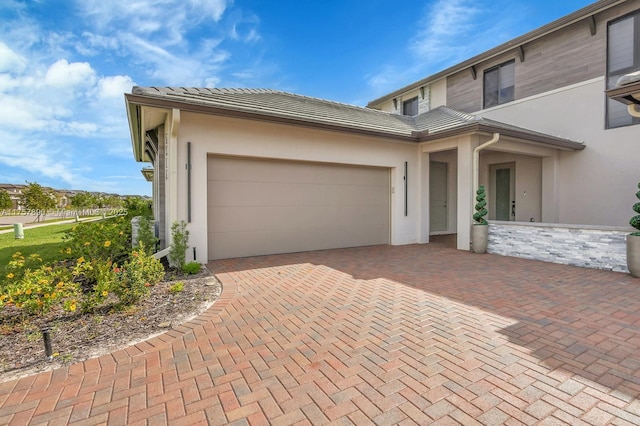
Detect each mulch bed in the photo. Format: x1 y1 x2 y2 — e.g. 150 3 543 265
0 267 222 382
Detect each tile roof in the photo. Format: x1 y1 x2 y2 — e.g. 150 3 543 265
128 87 584 150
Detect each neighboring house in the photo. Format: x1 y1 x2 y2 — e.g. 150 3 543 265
0 184 23 210
126 0 640 263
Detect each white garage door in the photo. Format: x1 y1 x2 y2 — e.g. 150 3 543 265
207 156 390 260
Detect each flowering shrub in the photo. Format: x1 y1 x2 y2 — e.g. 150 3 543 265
3 252 44 287
0 263 77 316
1 219 166 318
111 244 164 306
72 257 116 313
63 217 131 264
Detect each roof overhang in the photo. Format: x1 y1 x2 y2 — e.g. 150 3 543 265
414 123 585 151
125 94 171 162
125 91 584 153
125 92 421 143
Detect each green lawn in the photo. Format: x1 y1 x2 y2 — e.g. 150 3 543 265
0 223 76 267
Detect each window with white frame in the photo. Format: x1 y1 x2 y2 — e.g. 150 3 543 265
483 60 515 109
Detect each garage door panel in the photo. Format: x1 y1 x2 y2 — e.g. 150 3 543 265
209 205 331 233
208 181 327 207
208 156 390 260
322 184 388 206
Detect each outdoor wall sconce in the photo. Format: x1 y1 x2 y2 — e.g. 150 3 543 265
606 70 640 116
420 86 425 99
393 98 397 110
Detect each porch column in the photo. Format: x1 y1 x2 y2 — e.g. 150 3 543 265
419 152 430 243
457 138 475 250
167 108 180 241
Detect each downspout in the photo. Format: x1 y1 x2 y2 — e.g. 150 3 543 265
473 133 500 194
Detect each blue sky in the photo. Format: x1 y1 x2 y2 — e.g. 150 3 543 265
0 0 594 196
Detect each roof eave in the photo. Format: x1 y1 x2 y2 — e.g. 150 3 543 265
418 123 585 151
125 94 145 162
125 92 421 143
368 0 625 107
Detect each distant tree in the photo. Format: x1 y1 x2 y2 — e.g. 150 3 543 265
123 196 152 218
94 194 106 208
71 192 95 209
104 195 124 208
0 189 12 210
20 181 56 222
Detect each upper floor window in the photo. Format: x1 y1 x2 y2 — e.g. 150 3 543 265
607 12 640 128
403 96 418 116
483 60 515 109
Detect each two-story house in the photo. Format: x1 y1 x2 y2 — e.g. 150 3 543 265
126 0 639 264
0 184 23 210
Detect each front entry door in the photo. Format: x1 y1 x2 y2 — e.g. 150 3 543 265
491 163 515 221
430 161 448 232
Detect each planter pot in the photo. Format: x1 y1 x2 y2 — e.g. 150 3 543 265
627 235 640 278
472 224 488 254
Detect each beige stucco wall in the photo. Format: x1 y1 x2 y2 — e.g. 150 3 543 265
478 152 542 222
174 112 422 262
478 77 640 227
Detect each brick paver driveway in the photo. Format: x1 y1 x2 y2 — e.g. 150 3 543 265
2 242 640 425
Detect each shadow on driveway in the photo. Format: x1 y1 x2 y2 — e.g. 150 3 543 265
210 242 640 402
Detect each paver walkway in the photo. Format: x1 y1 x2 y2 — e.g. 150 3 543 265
1 242 640 425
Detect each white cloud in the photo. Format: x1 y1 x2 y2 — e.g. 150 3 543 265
229 12 261 43
77 0 231 46
75 32 121 56
410 0 481 61
0 0 268 195
45 59 96 88
366 0 522 96
0 41 27 73
98 75 136 99
0 130 76 184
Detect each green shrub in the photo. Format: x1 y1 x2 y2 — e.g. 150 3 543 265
169 221 189 270
123 196 152 219
169 282 184 294
112 244 165 306
63 217 131 265
182 262 201 275
473 185 488 225
136 216 158 254
631 182 640 236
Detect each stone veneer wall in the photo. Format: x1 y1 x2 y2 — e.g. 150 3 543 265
487 221 631 273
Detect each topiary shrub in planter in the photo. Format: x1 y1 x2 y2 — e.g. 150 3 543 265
472 185 489 254
627 182 640 278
